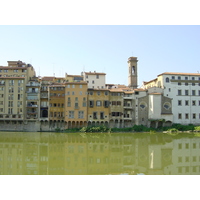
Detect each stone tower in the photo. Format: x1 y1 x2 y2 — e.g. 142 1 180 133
128 57 138 89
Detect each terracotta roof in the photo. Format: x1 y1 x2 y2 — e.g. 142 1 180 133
0 67 27 69
149 92 162 95
84 72 106 75
41 77 55 81
109 88 125 92
0 77 25 79
134 88 146 91
158 72 200 76
67 75 83 77
143 78 158 85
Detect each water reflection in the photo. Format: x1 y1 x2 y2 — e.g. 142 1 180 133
0 132 199 175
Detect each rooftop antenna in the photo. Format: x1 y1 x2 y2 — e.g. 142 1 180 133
52 62 55 76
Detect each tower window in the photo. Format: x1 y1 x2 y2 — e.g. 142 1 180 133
132 66 135 74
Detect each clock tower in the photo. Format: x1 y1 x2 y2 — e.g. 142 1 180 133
128 57 138 89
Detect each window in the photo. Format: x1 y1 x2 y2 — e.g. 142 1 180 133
89 100 94 107
192 83 195 86
69 111 74 118
78 111 84 119
178 167 182 173
178 76 181 80
92 80 95 84
172 76 175 79
93 112 97 119
193 113 196 119
104 100 109 108
75 102 79 109
192 90 196 96
97 91 100 95
9 80 14 86
192 101 196 106
166 77 169 82
193 156 197 162
178 157 182 163
105 91 108 95
178 82 181 85
100 112 104 119
72 91 75 95
96 75 99 79
185 156 189 162
192 77 195 80
185 82 188 86
89 91 93 95
185 90 189 95
185 77 188 80
193 143 196 149
96 100 102 107
185 100 189 106
79 85 82 88
79 91 82 95
178 143 182 149
178 100 182 106
185 143 189 149
178 113 182 119
185 113 189 119
178 90 182 95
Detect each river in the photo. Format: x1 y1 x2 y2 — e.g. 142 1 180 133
0 131 199 175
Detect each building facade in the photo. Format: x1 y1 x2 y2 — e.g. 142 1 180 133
0 58 199 131
143 72 200 125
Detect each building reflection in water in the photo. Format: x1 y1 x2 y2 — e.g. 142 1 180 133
0 132 200 175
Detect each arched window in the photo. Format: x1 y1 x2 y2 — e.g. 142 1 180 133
166 77 169 83
132 66 135 74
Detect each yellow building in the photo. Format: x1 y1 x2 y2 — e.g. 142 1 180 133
64 82 88 128
87 89 110 127
49 84 65 130
109 88 124 128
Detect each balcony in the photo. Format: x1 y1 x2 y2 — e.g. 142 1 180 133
124 104 133 109
123 95 133 100
27 103 38 107
26 90 39 93
41 95 48 99
26 83 40 87
0 114 23 120
124 115 132 120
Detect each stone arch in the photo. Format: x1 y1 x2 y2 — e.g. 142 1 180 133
164 121 172 127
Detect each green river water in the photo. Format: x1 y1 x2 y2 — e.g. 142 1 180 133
0 131 199 175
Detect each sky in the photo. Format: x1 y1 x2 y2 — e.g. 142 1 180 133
1 1 199 198
0 25 200 87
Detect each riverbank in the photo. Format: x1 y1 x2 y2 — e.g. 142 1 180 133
56 124 200 134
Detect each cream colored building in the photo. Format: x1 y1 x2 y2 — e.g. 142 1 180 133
143 72 200 125
0 61 36 130
83 71 106 89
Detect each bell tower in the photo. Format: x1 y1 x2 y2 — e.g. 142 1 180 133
128 57 138 89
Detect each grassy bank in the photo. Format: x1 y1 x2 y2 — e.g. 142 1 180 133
56 123 200 134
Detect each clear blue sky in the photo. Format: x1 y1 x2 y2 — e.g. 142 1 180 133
0 25 200 87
